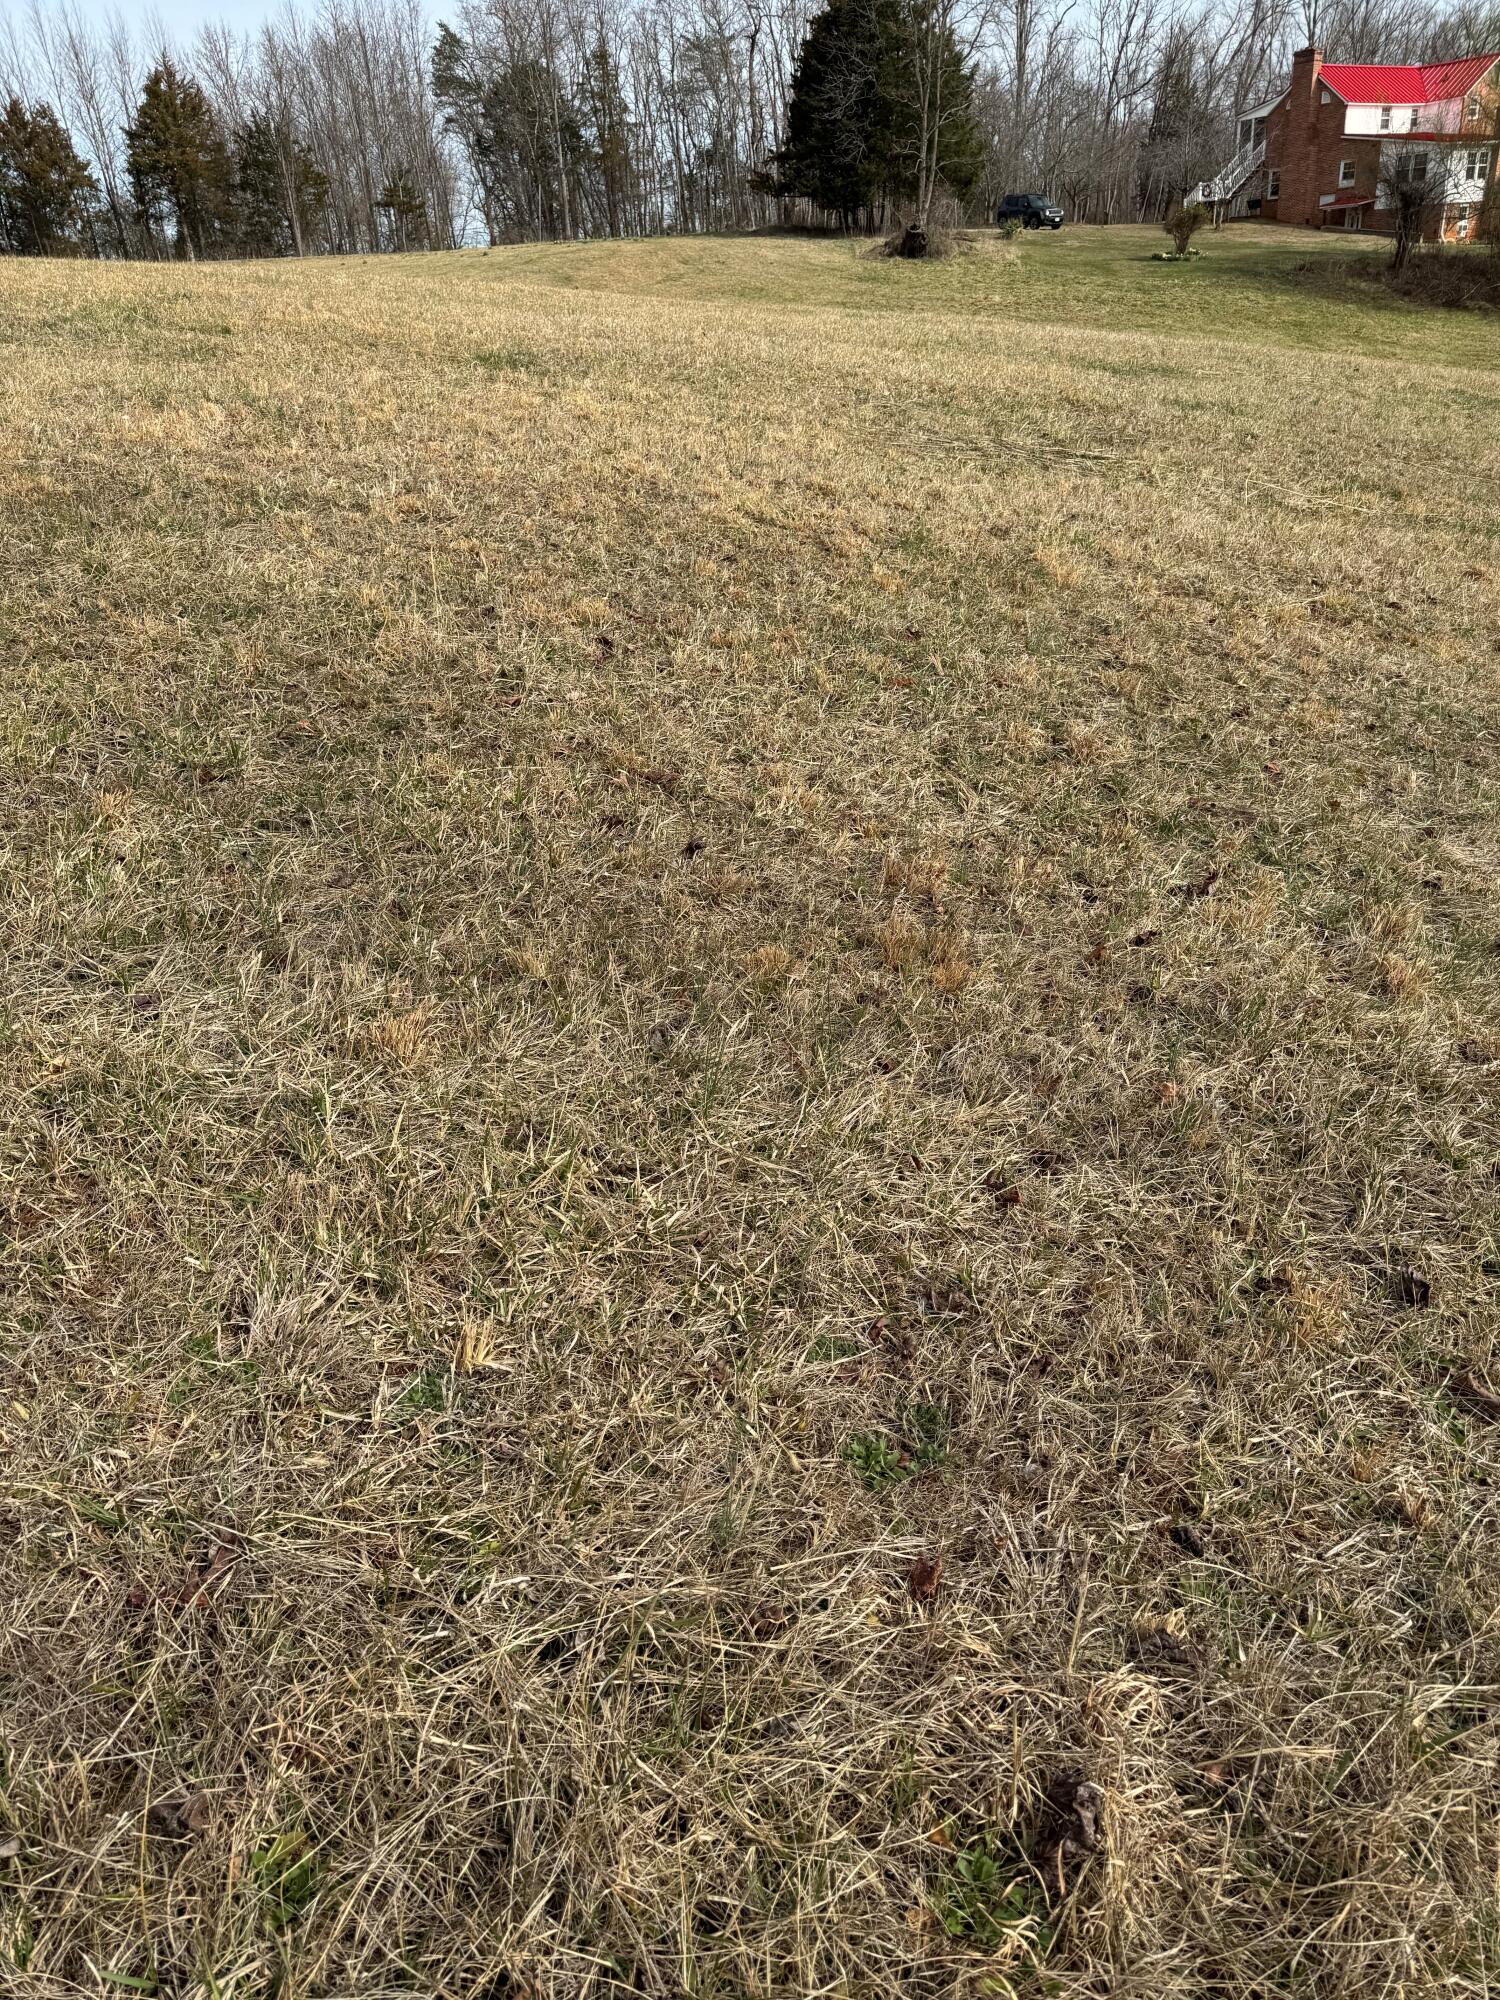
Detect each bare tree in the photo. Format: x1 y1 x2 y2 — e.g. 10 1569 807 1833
1378 135 1447 267
900 0 994 246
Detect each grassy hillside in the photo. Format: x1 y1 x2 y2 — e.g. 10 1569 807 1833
473 221 1500 364
2 227 1499 2000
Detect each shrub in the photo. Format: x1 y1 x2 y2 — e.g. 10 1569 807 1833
1163 202 1206 255
1000 216 1023 241
1377 247 1500 310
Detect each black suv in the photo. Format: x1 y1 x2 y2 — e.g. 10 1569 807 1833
997 192 1065 230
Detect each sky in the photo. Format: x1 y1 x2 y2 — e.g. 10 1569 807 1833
65 0 280 43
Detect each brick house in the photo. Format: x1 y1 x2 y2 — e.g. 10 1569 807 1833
1192 46 1499 242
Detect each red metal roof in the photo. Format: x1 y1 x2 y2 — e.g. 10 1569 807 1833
1318 55 1498 105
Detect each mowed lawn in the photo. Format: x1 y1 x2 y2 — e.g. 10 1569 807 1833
1 227 1499 1999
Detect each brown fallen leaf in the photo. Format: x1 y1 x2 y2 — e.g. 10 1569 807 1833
982 1170 1022 1208
147 1793 211 1841
1453 1369 1500 1422
174 1530 244 1608
1388 1266 1432 1310
1172 865 1220 901
1128 1620 1200 1672
1037 1773 1104 1896
908 1551 942 1604
750 1601 792 1640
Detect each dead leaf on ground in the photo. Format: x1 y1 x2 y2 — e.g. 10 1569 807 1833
1129 1619 1201 1672
1037 1773 1104 1896
908 1551 942 1604
750 1601 792 1640
0 1834 21 1859
1171 865 1220 901
1452 1369 1500 1422
864 1315 915 1365
147 1793 211 1841
1388 1266 1432 1310
1168 1519 1206 1558
174 1531 244 1608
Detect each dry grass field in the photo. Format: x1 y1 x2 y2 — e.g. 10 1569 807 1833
2 223 1499 1999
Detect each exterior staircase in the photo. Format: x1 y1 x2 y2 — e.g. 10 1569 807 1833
1188 135 1266 209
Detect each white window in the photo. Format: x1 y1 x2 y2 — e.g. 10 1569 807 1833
1321 89 1332 103
1379 105 1392 129
1338 159 1356 186
1457 211 1470 238
1464 148 1490 182
1408 107 1421 130
1467 94 1483 122
1267 168 1280 197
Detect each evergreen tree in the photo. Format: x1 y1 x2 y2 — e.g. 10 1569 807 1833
125 64 236 261
433 25 584 243
433 23 503 244
776 0 893 224
376 168 429 251
776 0 980 228
0 97 98 255
234 113 328 256
581 30 634 238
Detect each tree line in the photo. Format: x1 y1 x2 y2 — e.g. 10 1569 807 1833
1 0 1496 258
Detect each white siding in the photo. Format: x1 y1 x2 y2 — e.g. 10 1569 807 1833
1375 138 1494 205
1450 146 1493 203
1345 96 1462 136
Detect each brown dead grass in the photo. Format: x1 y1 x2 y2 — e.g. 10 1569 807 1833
0 235 1498 2000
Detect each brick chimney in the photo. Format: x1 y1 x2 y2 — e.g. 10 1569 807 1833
1283 47 1327 225
1290 46 1323 100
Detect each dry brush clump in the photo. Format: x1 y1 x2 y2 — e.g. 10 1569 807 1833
0 235 1498 2000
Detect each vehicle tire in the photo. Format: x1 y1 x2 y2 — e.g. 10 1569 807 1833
1025 217 1039 229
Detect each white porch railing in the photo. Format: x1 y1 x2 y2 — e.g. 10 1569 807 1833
1188 136 1267 208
